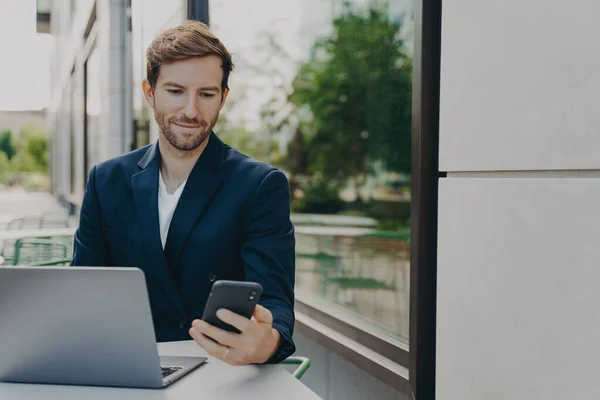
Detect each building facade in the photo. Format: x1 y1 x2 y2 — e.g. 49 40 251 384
46 0 190 209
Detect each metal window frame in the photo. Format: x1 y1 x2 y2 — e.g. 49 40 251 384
187 0 209 24
409 0 443 398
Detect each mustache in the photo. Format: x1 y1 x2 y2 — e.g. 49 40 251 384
170 116 209 127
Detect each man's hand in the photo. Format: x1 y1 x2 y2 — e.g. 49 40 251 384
189 304 281 365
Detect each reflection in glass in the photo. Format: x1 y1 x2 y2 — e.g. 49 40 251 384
212 0 413 343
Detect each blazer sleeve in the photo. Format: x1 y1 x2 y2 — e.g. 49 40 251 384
71 165 110 266
241 169 296 364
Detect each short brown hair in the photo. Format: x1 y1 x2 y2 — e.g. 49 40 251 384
146 20 233 91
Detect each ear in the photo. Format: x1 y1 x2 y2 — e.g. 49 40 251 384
142 79 155 108
219 88 229 111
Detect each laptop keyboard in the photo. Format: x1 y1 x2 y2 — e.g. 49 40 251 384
161 366 183 378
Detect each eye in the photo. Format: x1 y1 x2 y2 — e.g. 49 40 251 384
202 93 216 98
167 89 182 94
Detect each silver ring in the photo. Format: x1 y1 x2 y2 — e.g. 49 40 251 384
222 347 229 360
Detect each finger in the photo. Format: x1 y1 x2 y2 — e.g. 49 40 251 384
216 309 250 332
189 328 228 359
191 320 241 348
253 304 273 324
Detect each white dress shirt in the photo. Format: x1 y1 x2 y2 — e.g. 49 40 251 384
158 171 187 249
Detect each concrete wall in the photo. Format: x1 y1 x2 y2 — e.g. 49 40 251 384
292 332 410 400
436 0 600 399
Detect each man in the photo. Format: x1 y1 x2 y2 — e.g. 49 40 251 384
71 20 295 365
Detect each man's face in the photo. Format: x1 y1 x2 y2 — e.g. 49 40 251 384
143 55 228 152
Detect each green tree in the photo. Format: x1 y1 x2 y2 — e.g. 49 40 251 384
26 135 48 170
16 123 49 173
289 4 412 183
217 123 261 159
0 129 16 160
9 152 37 173
284 126 309 197
0 152 11 181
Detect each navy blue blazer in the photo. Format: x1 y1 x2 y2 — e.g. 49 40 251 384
71 133 296 363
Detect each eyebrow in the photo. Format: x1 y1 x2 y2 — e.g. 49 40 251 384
162 82 220 92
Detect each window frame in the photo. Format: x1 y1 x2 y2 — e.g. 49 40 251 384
409 0 442 398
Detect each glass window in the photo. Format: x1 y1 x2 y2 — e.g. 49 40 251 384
210 0 413 345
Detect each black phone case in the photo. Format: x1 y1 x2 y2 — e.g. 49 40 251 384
201 280 263 333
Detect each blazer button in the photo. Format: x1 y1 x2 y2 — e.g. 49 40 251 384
180 321 186 329
208 272 217 282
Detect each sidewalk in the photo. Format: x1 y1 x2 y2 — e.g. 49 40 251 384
0 189 72 225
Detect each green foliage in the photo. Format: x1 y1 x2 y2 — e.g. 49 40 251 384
0 129 16 160
293 177 345 214
216 123 281 164
344 197 410 230
217 124 258 158
9 152 38 173
26 135 48 170
0 124 49 180
289 4 412 182
0 152 10 180
285 127 309 176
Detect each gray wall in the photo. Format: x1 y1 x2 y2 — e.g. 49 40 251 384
291 332 410 400
436 0 600 399
48 0 132 202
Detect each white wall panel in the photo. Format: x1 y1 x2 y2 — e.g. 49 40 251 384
437 177 600 399
439 0 600 171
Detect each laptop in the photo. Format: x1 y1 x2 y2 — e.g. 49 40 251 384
0 266 207 388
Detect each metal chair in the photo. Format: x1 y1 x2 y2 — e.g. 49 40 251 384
6 218 25 230
40 212 71 228
27 258 72 266
12 236 73 266
281 356 311 379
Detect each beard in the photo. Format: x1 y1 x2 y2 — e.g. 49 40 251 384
154 109 219 152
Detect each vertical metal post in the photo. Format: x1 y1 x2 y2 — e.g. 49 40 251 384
187 0 209 24
409 0 443 398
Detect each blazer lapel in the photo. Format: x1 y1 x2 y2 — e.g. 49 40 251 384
131 143 187 318
164 132 226 274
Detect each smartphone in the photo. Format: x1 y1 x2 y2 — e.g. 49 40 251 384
202 280 263 333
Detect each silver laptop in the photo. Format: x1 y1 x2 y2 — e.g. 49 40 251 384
0 266 207 388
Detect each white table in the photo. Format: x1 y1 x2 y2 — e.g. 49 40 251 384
0 227 76 241
0 341 321 399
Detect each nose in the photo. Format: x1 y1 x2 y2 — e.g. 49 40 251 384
181 93 199 120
